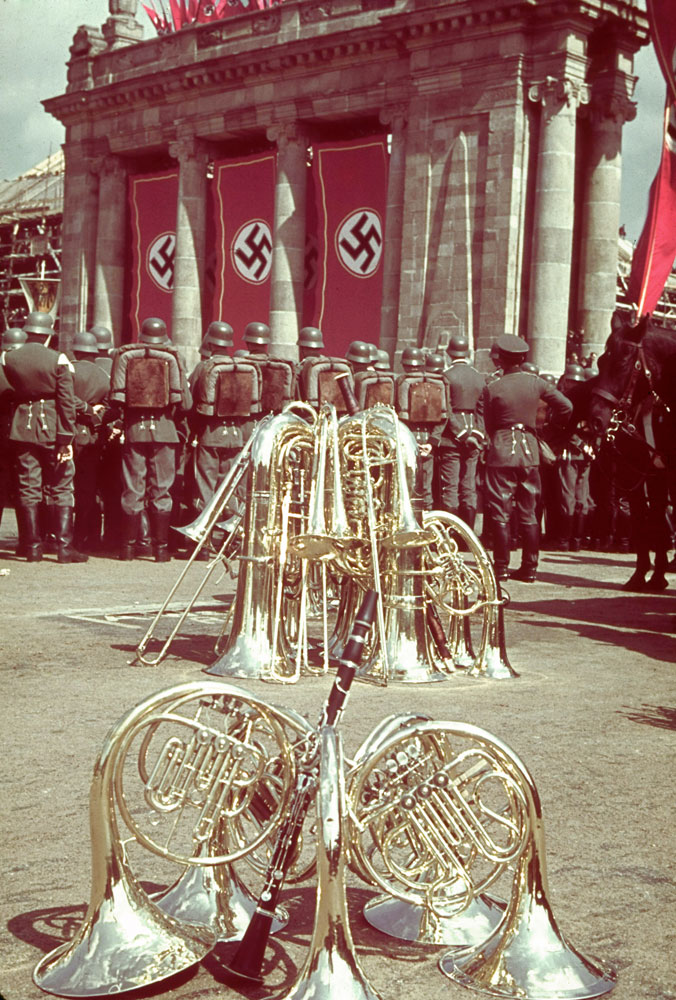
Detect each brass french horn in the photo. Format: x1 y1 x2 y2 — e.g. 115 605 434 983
33 682 310 997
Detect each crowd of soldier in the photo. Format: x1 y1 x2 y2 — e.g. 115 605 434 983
0 311 653 586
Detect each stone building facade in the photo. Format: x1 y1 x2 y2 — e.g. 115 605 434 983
44 0 648 373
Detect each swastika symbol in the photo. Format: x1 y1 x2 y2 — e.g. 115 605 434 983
232 220 273 284
304 234 318 291
147 233 176 292
336 209 383 277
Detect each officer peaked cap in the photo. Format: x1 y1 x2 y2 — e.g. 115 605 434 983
495 335 529 356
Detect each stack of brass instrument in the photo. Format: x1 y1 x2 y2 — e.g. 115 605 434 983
135 400 515 684
34 683 616 1000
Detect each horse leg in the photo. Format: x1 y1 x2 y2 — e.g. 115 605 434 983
645 473 670 591
623 493 651 591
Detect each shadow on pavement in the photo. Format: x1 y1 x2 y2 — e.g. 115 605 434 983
617 703 676 729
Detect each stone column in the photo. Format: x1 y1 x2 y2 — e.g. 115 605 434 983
577 87 636 358
266 122 309 361
102 0 144 49
527 76 589 373
92 157 128 344
58 145 100 349
169 137 208 371
379 107 408 363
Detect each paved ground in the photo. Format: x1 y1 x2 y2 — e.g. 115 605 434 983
1 513 675 1000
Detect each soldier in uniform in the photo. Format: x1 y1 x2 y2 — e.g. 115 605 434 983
481 335 572 581
242 321 271 358
0 328 26 544
189 321 254 512
1 311 87 562
395 345 449 510
110 317 191 561
90 325 114 375
437 334 486 530
70 331 111 552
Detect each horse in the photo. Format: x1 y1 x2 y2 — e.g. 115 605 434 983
589 314 676 590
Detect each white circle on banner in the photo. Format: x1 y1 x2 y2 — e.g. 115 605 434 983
146 232 176 292
335 208 383 278
231 220 273 284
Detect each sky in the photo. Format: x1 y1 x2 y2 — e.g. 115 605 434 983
0 0 667 242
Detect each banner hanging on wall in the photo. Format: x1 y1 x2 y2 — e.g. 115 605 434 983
128 169 179 340
210 152 276 348
304 136 388 357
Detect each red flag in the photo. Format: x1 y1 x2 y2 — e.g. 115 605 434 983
627 0 676 315
128 169 179 339
304 137 388 357
209 152 276 347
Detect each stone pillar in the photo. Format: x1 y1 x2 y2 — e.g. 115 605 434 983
266 122 309 361
58 145 100 350
169 137 208 371
379 107 408 363
527 76 589 373
577 86 636 358
93 157 128 344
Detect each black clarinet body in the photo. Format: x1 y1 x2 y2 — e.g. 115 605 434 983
224 588 377 984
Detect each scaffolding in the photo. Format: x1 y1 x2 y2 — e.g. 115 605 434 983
0 150 63 328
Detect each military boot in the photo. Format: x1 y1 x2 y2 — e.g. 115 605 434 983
53 507 89 563
492 522 511 581
17 504 43 562
150 510 172 563
119 512 141 561
510 523 539 582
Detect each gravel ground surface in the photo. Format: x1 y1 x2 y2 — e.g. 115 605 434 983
1 513 675 1000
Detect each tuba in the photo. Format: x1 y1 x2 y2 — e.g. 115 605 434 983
206 410 315 682
33 682 309 997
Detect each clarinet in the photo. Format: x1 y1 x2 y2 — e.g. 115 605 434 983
224 588 378 984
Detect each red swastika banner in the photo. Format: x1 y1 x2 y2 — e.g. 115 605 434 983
209 152 276 349
128 169 179 341
303 136 388 357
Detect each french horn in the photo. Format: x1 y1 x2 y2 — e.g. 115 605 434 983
33 682 311 997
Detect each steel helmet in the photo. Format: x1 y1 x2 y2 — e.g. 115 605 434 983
346 341 372 365
563 363 586 382
299 326 324 349
139 317 169 345
23 311 54 337
374 349 391 371
401 346 425 369
446 333 469 359
541 373 557 385
1 327 27 351
90 325 113 351
243 322 271 345
73 330 99 355
206 321 234 351
521 361 540 375
425 352 445 373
